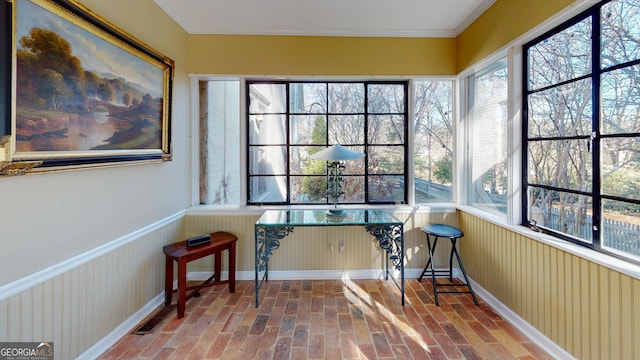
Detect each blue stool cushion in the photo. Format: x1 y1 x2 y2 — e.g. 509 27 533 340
421 224 463 238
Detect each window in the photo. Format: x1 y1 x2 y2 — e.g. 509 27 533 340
413 80 454 203
247 81 408 205
524 0 640 262
198 79 241 205
466 58 509 215
196 78 454 207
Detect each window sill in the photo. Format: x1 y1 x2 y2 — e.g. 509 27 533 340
456 205 640 281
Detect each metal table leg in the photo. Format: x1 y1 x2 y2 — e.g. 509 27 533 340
255 225 293 307
366 223 405 306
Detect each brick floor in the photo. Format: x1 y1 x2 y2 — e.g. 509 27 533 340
98 279 553 359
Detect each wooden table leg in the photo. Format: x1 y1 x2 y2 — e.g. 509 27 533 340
214 250 221 283
177 258 187 319
229 242 236 293
164 255 173 306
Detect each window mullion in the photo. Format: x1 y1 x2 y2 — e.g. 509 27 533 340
364 82 370 202
507 46 522 225
592 6 602 248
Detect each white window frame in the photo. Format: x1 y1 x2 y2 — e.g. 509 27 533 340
457 50 521 225
191 76 463 210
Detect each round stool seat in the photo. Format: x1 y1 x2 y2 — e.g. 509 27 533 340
421 223 463 238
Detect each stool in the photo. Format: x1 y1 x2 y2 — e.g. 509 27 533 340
163 231 237 318
419 224 478 306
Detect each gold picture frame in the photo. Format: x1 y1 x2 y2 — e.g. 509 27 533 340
1 0 174 175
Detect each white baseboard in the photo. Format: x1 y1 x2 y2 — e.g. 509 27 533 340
77 293 165 360
468 278 575 360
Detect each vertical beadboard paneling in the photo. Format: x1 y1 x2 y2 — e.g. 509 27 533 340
458 210 640 360
620 272 632 360
587 262 599 358
548 244 558 343
6 296 18 341
20 289 32 340
569 255 578 357
541 243 550 336
610 271 621 360
575 258 586 358
559 247 568 344
52 276 63 359
582 260 600 354
634 278 640 360
564 251 574 354
0 215 185 360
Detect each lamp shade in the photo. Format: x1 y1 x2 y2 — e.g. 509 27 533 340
310 144 364 161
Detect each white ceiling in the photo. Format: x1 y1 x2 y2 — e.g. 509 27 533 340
153 0 497 38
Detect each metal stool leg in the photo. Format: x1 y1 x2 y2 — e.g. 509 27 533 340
418 235 438 281
452 242 479 305
448 238 456 282
420 234 440 306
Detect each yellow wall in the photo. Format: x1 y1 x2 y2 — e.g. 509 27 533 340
187 0 580 76
457 0 575 71
459 211 640 360
188 35 456 76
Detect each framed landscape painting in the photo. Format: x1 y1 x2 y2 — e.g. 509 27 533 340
1 0 173 173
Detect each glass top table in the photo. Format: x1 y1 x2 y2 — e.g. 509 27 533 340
254 209 405 307
256 209 403 227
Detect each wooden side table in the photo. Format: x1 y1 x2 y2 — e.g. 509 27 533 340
163 231 237 318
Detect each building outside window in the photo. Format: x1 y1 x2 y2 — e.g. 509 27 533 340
199 79 241 205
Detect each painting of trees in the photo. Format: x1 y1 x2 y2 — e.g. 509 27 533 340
16 28 79 109
35 68 72 110
11 0 173 163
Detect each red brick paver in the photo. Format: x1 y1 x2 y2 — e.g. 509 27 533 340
99 279 552 359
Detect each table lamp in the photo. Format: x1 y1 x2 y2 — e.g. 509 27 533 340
310 144 364 217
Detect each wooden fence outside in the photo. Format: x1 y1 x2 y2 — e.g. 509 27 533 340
547 207 640 256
